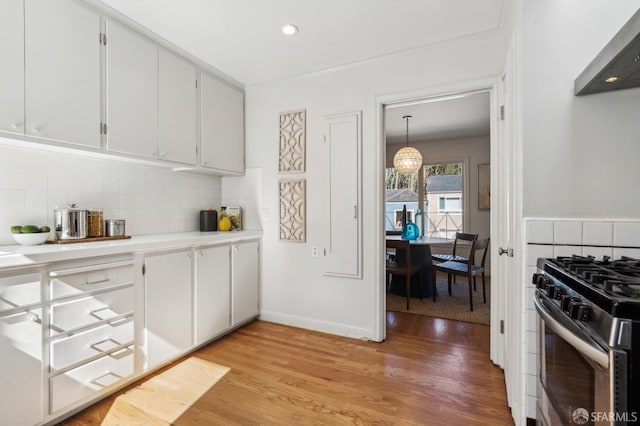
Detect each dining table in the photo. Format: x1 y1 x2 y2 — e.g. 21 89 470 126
386 235 453 299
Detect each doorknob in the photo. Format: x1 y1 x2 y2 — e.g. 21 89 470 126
498 247 514 257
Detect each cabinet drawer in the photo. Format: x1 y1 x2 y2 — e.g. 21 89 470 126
50 261 134 300
51 315 133 371
50 345 134 414
0 272 41 313
50 285 134 334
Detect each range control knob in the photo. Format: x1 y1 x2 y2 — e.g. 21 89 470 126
551 286 565 300
561 295 579 313
545 284 556 297
569 302 591 321
533 273 552 290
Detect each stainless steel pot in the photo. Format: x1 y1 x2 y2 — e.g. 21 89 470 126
54 204 88 239
105 220 126 237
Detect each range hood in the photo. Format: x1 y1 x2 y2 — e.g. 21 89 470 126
575 8 640 95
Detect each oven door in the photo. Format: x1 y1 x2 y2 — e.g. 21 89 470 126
535 292 614 426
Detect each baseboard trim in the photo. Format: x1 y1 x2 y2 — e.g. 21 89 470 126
259 311 376 341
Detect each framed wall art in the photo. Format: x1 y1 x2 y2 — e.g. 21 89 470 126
478 163 490 210
279 109 306 173
279 179 306 242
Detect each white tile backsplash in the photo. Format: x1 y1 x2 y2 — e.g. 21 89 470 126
582 245 613 259
553 245 578 257
527 244 554 266
583 221 613 246
0 143 223 245
527 221 554 244
553 221 582 245
614 222 640 247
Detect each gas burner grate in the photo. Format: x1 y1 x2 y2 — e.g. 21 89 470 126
604 281 640 298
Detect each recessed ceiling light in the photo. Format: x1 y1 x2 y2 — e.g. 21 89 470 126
604 76 619 83
282 24 298 36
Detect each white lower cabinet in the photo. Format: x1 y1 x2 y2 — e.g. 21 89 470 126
232 240 260 326
50 345 134 413
144 250 193 369
195 245 230 345
47 257 135 415
0 271 43 425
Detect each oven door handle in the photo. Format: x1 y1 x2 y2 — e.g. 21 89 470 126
534 295 609 369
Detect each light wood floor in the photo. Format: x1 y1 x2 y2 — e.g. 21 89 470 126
61 313 513 425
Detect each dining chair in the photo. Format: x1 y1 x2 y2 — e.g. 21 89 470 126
386 239 423 310
431 232 478 263
431 238 489 311
431 232 478 286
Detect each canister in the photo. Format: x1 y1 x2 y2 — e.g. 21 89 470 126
54 204 88 240
200 209 218 232
105 220 126 237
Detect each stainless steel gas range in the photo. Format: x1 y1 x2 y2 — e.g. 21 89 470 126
533 255 640 426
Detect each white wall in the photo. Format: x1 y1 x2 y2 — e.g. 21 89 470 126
521 0 640 218
0 138 221 244
246 32 503 339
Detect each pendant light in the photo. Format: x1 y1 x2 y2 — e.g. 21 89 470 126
393 115 422 174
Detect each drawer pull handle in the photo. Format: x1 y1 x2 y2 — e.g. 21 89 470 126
86 277 111 286
90 338 121 353
90 371 124 388
90 307 118 321
107 317 130 327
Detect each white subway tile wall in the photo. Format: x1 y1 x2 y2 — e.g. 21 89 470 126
221 167 262 231
524 218 640 420
0 143 221 244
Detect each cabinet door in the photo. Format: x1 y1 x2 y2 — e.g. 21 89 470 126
323 111 362 278
0 310 43 425
159 49 197 165
231 240 259 326
0 0 24 135
144 251 192 369
200 73 244 173
195 245 230 344
106 20 158 159
25 0 101 147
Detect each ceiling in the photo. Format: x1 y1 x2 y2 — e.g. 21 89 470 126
385 92 491 144
97 0 500 142
97 0 505 87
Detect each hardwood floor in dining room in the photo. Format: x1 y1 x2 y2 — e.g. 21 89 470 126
62 314 513 425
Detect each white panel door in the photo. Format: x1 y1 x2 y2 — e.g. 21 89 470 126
195 245 230 344
106 20 158 159
200 73 244 173
159 49 197 165
0 0 24 135
144 251 193 369
231 240 259 326
324 111 362 278
0 310 43 425
25 0 101 147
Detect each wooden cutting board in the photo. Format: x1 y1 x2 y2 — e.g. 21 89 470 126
45 235 131 244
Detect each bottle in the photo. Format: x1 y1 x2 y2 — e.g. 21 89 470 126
401 218 420 240
415 208 422 238
401 204 407 227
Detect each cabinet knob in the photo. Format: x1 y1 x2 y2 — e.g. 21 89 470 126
160 152 167 158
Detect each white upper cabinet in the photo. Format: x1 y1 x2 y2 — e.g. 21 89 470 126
158 49 197 165
25 0 101 148
106 20 158 159
201 72 244 174
0 0 24 135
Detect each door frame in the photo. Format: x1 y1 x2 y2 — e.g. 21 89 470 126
374 77 500 343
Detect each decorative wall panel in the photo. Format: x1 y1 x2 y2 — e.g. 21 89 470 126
279 179 306 242
279 110 306 173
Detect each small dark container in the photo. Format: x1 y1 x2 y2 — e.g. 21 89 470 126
200 210 217 232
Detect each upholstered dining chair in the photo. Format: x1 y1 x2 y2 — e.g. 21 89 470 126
386 239 423 310
431 238 490 311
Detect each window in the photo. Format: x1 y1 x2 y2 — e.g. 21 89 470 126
438 196 462 213
385 162 464 238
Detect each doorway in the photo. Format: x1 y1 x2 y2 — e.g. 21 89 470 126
380 89 494 335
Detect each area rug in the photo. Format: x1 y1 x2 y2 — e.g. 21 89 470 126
386 277 490 325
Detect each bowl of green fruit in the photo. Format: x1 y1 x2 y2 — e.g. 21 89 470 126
11 225 51 245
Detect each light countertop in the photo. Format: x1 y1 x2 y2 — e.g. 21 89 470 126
0 230 262 271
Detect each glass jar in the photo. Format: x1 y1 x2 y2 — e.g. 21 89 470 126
87 209 104 237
